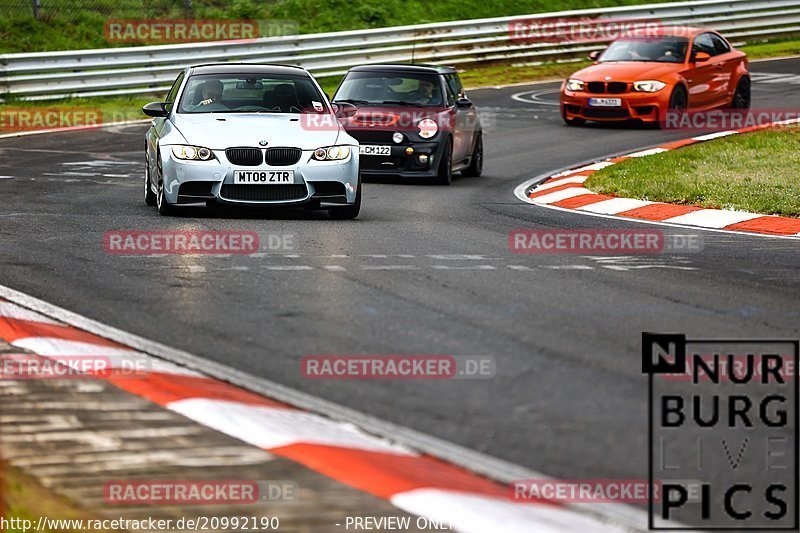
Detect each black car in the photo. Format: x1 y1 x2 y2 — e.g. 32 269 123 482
332 64 483 185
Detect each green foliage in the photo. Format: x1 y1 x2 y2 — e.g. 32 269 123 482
1 0 673 53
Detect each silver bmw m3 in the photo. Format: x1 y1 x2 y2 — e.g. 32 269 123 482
143 64 361 218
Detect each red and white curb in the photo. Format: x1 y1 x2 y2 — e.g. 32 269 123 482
515 119 800 239
0 285 645 532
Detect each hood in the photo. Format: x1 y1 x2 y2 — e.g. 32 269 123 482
570 62 682 82
172 113 344 150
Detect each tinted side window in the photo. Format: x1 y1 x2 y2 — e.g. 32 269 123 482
693 33 716 56
445 74 463 98
164 72 185 112
710 34 730 55
443 77 456 106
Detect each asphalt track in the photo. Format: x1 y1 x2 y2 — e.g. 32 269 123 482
2 57 799 503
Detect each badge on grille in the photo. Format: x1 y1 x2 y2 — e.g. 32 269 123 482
259 140 268 146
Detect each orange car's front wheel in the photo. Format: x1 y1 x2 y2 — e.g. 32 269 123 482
657 86 688 129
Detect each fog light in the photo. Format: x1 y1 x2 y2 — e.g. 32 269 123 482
405 147 414 155
392 132 404 144
418 154 429 164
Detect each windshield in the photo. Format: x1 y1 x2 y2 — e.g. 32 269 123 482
177 73 328 114
600 37 689 63
333 72 444 107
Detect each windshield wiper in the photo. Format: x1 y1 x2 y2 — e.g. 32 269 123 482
334 99 371 105
381 100 426 107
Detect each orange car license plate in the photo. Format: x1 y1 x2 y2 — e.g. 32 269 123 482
588 98 622 107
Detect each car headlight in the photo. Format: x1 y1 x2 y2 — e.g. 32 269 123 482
312 146 350 161
633 80 667 93
418 118 438 139
566 79 585 92
171 145 214 160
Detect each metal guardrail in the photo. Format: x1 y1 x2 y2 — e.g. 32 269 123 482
1 0 798 100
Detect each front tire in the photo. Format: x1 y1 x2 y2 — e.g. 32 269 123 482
329 179 361 220
155 155 174 216
657 85 688 129
144 150 157 206
731 76 751 109
434 139 453 185
461 133 483 177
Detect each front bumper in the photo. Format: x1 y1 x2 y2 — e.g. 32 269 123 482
561 90 669 123
159 146 359 207
356 140 445 178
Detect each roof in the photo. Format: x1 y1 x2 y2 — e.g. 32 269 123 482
188 63 309 76
346 63 457 74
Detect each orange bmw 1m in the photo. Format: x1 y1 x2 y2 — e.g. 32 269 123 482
560 26 750 126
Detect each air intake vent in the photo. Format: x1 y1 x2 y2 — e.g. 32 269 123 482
225 147 262 166
607 82 628 94
586 82 605 94
265 147 302 166
221 184 307 202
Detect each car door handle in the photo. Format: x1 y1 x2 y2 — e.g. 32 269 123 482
713 63 724 69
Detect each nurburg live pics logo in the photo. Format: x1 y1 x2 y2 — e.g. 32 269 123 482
642 332 799 530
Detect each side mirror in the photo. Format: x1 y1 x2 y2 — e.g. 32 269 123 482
456 97 473 108
693 51 711 63
142 102 168 117
588 51 602 61
331 102 358 118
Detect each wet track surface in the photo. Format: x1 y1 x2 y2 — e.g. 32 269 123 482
2 57 800 487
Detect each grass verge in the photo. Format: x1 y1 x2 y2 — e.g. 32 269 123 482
3 464 113 532
584 127 800 217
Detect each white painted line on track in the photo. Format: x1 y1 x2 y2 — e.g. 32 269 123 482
510 89 561 106
0 119 150 140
